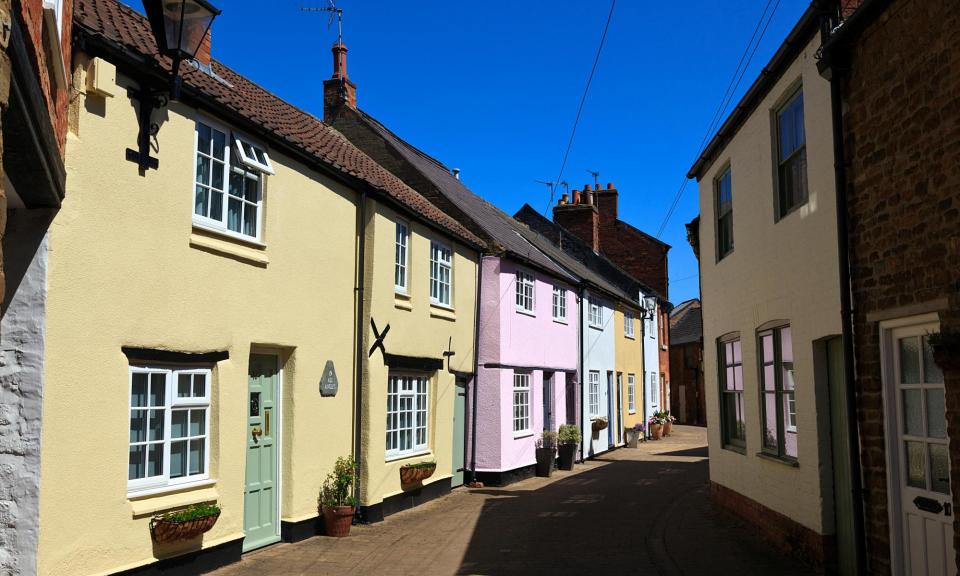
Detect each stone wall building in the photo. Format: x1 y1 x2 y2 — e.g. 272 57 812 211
820 0 960 573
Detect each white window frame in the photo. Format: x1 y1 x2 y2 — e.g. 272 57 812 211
625 311 635 338
127 366 212 495
395 221 409 293
650 372 659 404
588 299 602 328
588 371 601 416
193 120 266 243
515 270 535 315
429 241 453 307
512 372 532 436
552 286 567 323
233 133 275 175
386 373 429 460
628 374 636 413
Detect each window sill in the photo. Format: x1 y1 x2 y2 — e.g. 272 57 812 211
515 308 536 318
429 304 456 321
513 431 534 440
386 450 432 463
394 293 413 311
661 344 668 351
552 318 568 325
625 334 636 340
190 227 268 266
722 444 746 455
628 410 636 415
192 221 265 248
588 324 602 331
756 452 799 467
128 480 218 517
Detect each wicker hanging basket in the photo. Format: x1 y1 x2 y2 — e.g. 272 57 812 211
150 511 220 543
400 463 436 485
591 418 609 432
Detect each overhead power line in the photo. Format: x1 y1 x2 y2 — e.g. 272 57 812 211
655 0 782 239
545 0 617 214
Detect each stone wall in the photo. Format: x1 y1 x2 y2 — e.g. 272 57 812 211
842 0 960 572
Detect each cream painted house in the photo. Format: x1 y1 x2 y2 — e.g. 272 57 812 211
687 6 854 566
615 306 645 440
36 1 481 574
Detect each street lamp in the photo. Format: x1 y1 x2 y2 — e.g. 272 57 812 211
126 0 220 172
143 0 221 99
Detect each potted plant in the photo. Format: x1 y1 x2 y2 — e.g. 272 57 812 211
149 502 221 543
591 416 609 432
535 431 558 477
318 456 357 537
399 461 437 485
663 411 675 436
626 422 644 448
648 415 664 440
929 331 960 370
557 424 581 470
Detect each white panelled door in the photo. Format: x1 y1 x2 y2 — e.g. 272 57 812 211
891 324 955 576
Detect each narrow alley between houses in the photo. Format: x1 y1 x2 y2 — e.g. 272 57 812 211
210 427 817 576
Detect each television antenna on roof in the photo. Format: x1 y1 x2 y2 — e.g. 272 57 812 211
302 0 344 46
586 169 600 189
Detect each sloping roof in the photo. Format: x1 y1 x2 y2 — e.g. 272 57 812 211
342 108 575 282
73 0 483 249
514 204 664 302
686 5 819 180
669 299 702 346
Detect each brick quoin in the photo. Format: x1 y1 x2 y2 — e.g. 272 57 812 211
841 0 960 573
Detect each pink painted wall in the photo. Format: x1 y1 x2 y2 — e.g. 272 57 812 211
470 256 578 473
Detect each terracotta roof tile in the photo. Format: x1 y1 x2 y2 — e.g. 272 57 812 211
73 0 484 248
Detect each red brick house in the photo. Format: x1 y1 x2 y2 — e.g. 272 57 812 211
669 299 705 426
552 184 673 413
820 0 960 573
0 0 71 574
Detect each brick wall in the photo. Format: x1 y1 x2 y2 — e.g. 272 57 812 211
669 343 705 426
17 0 72 153
553 202 599 253
842 0 960 573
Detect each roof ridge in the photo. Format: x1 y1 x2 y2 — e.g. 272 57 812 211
356 108 451 173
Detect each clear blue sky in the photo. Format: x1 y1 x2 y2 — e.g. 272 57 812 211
125 0 809 304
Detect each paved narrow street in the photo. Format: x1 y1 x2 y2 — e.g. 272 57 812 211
211 427 819 576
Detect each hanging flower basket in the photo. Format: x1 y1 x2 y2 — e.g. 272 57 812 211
150 504 221 544
400 462 436 485
591 417 609 432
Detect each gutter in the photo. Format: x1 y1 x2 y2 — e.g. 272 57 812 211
352 190 368 515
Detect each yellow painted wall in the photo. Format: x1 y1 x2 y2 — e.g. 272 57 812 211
359 203 478 506
614 308 645 435
39 59 362 575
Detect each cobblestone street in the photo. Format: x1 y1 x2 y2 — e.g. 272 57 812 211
210 426 820 576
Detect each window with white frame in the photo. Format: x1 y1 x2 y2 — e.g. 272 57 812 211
194 122 267 241
395 221 409 292
429 241 452 306
588 371 600 416
386 374 428 458
624 311 635 338
552 286 567 322
128 366 211 493
515 271 535 314
513 372 531 434
233 134 275 175
627 374 636 413
650 373 658 404
588 299 602 328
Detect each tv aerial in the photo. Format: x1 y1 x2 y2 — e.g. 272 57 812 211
585 169 600 188
302 0 344 45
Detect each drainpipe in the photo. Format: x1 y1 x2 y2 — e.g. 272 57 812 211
577 286 585 462
353 191 368 511
825 35 867 576
469 255 483 484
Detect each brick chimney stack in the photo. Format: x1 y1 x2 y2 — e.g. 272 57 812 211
195 29 212 66
323 41 357 122
553 183 600 251
595 182 618 223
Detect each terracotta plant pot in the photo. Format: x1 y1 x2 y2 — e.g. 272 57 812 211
650 423 663 440
557 443 576 470
323 506 355 537
400 463 436 485
664 421 673 436
150 512 220 543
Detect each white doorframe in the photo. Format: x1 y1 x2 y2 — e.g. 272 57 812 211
879 313 944 575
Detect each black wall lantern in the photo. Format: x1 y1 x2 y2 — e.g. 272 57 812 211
127 0 220 171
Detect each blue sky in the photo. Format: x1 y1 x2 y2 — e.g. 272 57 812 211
125 0 808 304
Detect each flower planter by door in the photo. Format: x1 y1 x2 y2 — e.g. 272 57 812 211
535 447 556 477
150 512 220 543
650 423 663 440
322 506 355 537
557 444 576 470
625 429 639 448
663 421 673 436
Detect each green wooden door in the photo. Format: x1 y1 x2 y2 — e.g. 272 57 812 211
452 377 467 487
244 354 280 552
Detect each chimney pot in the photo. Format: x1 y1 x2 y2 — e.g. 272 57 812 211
584 183 592 191
607 182 614 189
323 41 358 120
572 190 581 204
584 190 594 205
560 193 569 205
